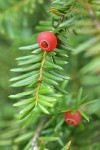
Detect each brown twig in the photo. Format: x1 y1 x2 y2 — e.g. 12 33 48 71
35 51 46 105
32 118 47 150
85 0 100 32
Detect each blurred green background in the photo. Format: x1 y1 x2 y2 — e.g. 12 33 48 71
0 0 100 150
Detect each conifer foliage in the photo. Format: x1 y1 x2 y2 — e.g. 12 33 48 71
10 1 72 119
0 0 100 149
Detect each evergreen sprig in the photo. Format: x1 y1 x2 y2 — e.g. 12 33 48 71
10 37 70 119
2 0 99 149
9 0 77 120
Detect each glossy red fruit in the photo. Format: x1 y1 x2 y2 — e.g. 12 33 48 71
64 110 82 126
37 31 57 52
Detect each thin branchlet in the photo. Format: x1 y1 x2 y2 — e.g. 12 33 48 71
32 118 47 150
35 51 47 105
85 0 100 32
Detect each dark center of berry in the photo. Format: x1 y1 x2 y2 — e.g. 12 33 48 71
41 41 48 48
67 119 76 126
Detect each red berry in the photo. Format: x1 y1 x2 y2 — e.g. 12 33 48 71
64 110 82 126
37 31 57 52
